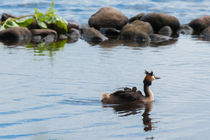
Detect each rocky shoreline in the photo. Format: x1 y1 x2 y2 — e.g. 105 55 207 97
0 6 210 46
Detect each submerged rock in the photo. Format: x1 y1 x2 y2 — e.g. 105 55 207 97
177 24 193 35
81 27 108 43
120 20 153 44
88 7 128 30
30 29 57 43
150 34 173 43
141 12 180 35
189 16 210 34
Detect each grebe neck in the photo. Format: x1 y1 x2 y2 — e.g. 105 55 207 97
144 84 154 100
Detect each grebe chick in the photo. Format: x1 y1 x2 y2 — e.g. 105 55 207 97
101 71 160 104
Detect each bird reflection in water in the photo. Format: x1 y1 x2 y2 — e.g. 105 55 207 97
103 102 156 132
142 103 154 132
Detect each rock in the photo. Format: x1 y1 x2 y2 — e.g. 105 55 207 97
120 20 153 44
189 16 210 34
30 29 57 43
67 28 80 41
141 12 180 35
59 34 68 40
201 26 210 40
177 24 193 35
0 27 32 42
150 34 173 43
99 39 123 48
99 28 120 37
158 26 172 36
88 7 128 30
67 21 80 30
27 20 40 30
1 13 16 22
81 27 108 43
47 23 68 34
150 34 177 47
128 13 145 23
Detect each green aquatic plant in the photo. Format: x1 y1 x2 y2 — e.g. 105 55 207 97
0 0 68 32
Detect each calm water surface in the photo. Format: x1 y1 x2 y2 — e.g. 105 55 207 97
0 0 210 140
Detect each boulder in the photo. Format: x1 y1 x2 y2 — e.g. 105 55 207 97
81 27 108 43
201 26 210 40
120 20 153 44
88 7 128 30
30 29 57 43
0 27 31 41
189 16 210 34
177 24 193 35
158 26 172 36
141 12 180 35
128 13 145 23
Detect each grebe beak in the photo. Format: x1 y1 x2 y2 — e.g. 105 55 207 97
154 76 160 79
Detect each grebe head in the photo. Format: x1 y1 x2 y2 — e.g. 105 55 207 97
143 70 160 86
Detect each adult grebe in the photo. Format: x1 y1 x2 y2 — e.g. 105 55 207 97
101 71 160 104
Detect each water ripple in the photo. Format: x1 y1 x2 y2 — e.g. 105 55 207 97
0 131 51 139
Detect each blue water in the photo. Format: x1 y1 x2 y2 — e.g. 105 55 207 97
1 0 210 139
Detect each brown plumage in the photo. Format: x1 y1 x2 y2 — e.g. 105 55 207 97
101 71 160 104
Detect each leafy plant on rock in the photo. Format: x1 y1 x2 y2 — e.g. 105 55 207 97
0 0 68 32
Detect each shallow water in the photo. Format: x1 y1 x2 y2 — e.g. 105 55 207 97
1 0 210 139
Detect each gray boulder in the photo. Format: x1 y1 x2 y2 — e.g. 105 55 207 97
88 7 128 30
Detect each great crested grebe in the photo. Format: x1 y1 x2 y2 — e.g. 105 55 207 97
101 71 160 104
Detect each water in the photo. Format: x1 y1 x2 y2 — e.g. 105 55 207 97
0 0 210 139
